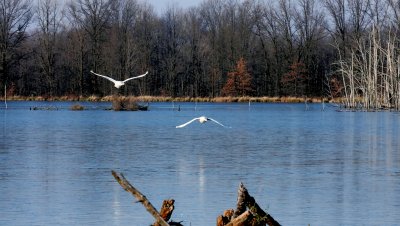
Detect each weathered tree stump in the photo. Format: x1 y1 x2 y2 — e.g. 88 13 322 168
217 183 281 226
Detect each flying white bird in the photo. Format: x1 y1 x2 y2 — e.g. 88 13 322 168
90 70 148 88
176 116 230 128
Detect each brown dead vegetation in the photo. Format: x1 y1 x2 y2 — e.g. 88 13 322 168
1 95 333 103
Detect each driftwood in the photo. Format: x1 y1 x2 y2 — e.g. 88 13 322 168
218 210 253 226
217 209 235 225
154 199 175 226
217 183 281 226
227 210 253 226
111 170 170 226
112 171 280 226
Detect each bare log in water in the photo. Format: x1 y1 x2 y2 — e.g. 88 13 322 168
222 210 253 226
111 170 170 226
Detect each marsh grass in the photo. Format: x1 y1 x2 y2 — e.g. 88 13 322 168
1 95 336 103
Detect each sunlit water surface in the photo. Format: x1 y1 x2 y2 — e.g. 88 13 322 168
1 101 399 225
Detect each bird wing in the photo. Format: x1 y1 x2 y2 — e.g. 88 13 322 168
176 117 199 128
90 70 118 83
208 118 231 128
123 71 148 83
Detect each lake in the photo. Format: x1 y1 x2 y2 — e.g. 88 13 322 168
1 101 399 225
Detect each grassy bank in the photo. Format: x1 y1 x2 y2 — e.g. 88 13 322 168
0 95 337 103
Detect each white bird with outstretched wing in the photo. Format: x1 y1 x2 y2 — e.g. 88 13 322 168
176 116 230 128
90 70 148 88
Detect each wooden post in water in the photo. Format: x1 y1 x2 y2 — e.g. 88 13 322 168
4 84 7 109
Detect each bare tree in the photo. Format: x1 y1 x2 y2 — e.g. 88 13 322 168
324 0 347 52
276 0 296 58
181 8 204 97
120 0 140 87
0 0 33 93
387 0 400 26
131 3 157 96
103 0 141 96
367 0 390 27
199 0 227 97
294 0 327 96
336 23 400 110
273 0 298 94
347 0 371 41
159 5 185 96
36 0 63 96
67 0 113 94
253 0 289 96
66 5 87 96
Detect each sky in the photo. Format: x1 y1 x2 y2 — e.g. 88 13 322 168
145 0 204 14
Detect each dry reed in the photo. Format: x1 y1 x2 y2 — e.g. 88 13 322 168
1 95 336 103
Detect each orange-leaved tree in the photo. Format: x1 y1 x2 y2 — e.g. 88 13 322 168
221 57 253 96
281 61 308 96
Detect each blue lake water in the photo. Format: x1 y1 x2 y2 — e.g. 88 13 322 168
1 101 399 225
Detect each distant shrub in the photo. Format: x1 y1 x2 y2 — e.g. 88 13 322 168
112 96 139 111
70 104 85 111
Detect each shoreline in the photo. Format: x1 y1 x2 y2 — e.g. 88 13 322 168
0 95 337 103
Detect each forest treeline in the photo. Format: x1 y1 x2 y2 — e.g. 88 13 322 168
1 0 400 108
